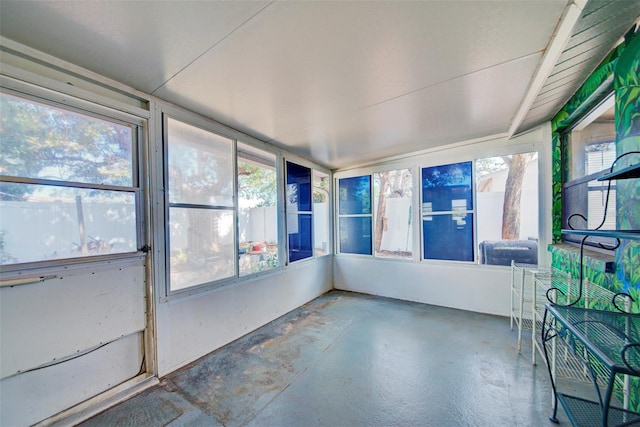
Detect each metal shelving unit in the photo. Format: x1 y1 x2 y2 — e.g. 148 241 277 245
596 163 640 181
543 162 640 425
534 274 617 381
510 262 549 352
510 260 627 399
561 229 640 241
542 305 640 426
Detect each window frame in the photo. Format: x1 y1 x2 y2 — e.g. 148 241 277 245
561 92 618 250
313 170 332 258
333 144 545 268
420 161 475 263
161 111 333 296
475 152 540 266
285 160 314 263
336 174 373 256
0 85 146 272
163 113 238 294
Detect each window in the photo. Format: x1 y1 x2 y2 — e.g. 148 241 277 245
0 90 139 266
166 117 235 291
286 161 313 262
563 94 617 246
421 162 473 261
338 175 372 255
476 153 539 265
313 171 330 256
238 142 278 275
373 169 413 259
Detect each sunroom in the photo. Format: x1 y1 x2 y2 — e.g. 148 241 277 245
0 1 638 426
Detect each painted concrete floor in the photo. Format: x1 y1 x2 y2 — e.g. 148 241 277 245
81 291 571 427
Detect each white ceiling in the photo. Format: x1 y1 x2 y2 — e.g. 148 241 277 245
0 1 636 169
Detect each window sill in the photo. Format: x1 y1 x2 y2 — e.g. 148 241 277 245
547 243 615 274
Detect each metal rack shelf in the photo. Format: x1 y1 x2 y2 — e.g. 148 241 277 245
532 273 617 379
597 164 640 181
542 305 640 426
509 261 628 407
546 155 640 426
556 394 640 427
510 262 549 352
561 229 640 240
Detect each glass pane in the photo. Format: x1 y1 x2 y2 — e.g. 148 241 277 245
423 213 473 261
422 162 472 211
167 117 234 206
339 216 372 255
0 92 134 186
567 97 615 181
374 169 412 259
563 183 617 236
0 182 136 265
586 142 617 175
564 95 617 248
288 213 312 262
286 161 312 212
476 153 539 265
313 171 330 256
238 143 278 275
287 162 311 212
169 207 235 291
338 176 371 215
584 142 617 230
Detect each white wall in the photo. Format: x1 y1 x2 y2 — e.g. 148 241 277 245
334 257 510 316
332 126 553 316
155 256 332 375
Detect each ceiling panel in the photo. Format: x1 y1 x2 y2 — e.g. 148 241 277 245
0 1 270 93
271 52 542 168
153 1 566 167
4 1 633 169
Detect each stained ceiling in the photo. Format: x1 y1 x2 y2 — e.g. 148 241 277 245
1 1 638 169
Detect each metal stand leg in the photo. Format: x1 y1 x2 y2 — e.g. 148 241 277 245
518 266 525 352
541 308 559 424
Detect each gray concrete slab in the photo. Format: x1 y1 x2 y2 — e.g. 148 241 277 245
81 291 568 426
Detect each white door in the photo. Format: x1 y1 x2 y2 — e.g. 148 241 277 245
0 84 152 426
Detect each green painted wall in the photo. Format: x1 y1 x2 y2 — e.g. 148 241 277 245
549 27 639 413
614 30 640 303
549 27 639 300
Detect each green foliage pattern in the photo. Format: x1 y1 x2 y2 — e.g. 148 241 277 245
549 28 640 413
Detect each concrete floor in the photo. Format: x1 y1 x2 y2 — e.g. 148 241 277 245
81 290 570 426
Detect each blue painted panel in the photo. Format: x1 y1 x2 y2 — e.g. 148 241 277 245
339 217 372 255
289 214 313 262
286 161 312 212
423 213 474 261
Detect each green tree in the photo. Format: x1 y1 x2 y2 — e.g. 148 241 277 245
0 93 133 200
238 162 277 207
501 153 534 240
